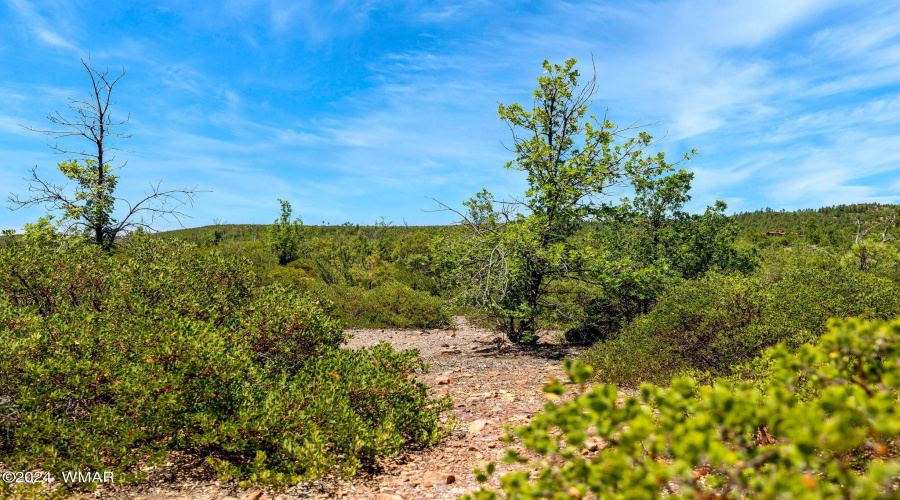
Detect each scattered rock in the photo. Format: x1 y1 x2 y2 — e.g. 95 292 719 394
436 375 452 385
374 494 404 500
243 491 264 500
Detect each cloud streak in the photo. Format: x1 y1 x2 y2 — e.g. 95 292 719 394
3 0 80 51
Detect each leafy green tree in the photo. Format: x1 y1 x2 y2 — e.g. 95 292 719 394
269 199 304 265
437 58 692 343
609 168 755 280
6 58 200 250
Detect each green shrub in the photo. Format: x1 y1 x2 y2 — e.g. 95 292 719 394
209 239 279 276
581 261 900 386
557 273 671 345
269 199 304 265
464 318 900 500
309 282 449 329
0 237 451 492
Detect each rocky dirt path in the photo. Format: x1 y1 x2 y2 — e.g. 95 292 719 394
67 318 585 500
335 317 586 500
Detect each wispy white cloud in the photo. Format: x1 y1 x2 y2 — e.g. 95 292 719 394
764 94 900 143
4 0 80 51
810 4 900 59
662 0 841 49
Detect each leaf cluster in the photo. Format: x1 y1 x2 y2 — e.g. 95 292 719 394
465 317 900 499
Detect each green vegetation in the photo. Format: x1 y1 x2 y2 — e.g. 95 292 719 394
465 318 900 499
735 203 898 251
580 256 900 386
0 236 451 493
269 200 304 265
576 203 900 387
4 56 900 499
436 59 748 344
147 217 453 330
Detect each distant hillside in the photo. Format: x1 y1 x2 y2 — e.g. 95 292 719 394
4 204 897 251
158 222 453 244
732 203 899 250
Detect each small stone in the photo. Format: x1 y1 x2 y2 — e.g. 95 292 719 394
469 419 490 434
243 492 264 500
422 471 455 485
436 375 452 385
583 436 608 452
374 495 404 500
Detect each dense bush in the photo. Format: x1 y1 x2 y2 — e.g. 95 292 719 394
464 317 900 499
0 237 451 492
307 281 450 329
580 257 900 386
554 271 674 345
252 218 448 330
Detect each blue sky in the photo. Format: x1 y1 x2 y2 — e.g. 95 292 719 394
2 0 900 231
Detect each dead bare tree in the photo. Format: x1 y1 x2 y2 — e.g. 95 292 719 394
882 214 896 243
7 57 202 250
855 217 880 244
